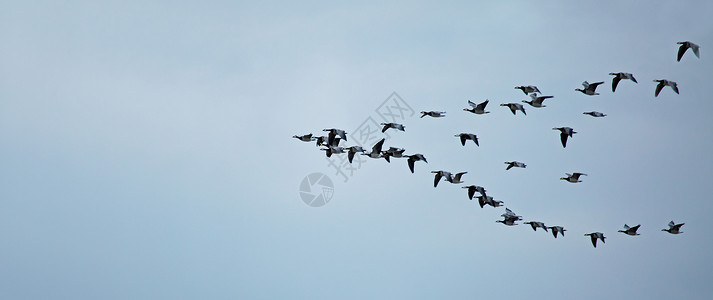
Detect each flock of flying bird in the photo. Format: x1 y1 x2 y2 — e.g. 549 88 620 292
294 41 699 248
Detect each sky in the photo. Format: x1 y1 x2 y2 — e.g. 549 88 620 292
2 1 713 299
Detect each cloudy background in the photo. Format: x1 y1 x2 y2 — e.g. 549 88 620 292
2 1 712 299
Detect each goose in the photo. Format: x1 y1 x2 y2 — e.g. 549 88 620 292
455 133 479 146
515 85 541 95
449 172 467 184
381 147 406 163
361 138 386 159
320 145 345 158
500 103 527 115
522 93 553 108
504 161 526 170
501 208 522 220
548 226 566 238
323 128 347 146
420 111 446 118
584 232 606 248
654 79 679 97
524 221 548 232
618 224 641 236
431 170 453 188
380 122 405 133
575 81 604 95
552 127 576 148
463 185 487 200
346 146 365 163
314 136 327 147
560 172 587 183
406 154 427 173
662 221 684 234
293 134 315 142
583 111 607 117
496 218 519 226
464 100 490 114
609 72 638 92
478 195 503 208
677 41 700 61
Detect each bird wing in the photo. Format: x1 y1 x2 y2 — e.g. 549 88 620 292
630 74 638 83
477 100 489 110
477 196 486 208
630 225 641 233
338 130 347 141
467 187 475 200
655 82 664 97
468 100 477 108
473 136 479 146
348 151 355 163
612 76 621 92
506 163 513 170
560 132 568 148
381 124 389 133
671 83 679 94
460 134 466 146
552 230 558 238
591 235 598 248
677 44 687 61
454 172 467 181
691 44 700 58
589 82 604 91
508 105 517 115
668 221 675 227
373 138 385 153
408 157 415 173
520 105 526 115
673 223 684 230
434 173 442 187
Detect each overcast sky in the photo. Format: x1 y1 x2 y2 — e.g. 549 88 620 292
2 1 713 299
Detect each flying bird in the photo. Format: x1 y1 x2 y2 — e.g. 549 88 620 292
380 122 405 133
553 127 576 148
420 111 446 118
320 145 345 158
463 185 487 200
522 93 553 108
515 85 541 95
464 100 490 115
455 133 479 146
677 41 700 61
575 81 605 95
618 224 641 236
560 172 587 183
548 226 566 238
524 221 548 232
293 134 315 142
609 72 638 92
431 170 453 188
585 232 606 248
662 221 685 234
583 111 607 117
361 138 386 159
406 154 428 173
654 79 679 97
449 172 467 184
500 103 527 115
323 128 347 146
504 161 526 170
478 196 503 208
346 146 365 163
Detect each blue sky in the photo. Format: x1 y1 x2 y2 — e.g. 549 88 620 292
2 1 713 299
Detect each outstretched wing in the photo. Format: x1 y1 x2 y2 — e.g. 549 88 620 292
691 44 700 58
591 235 598 248
612 76 621 92
560 132 568 148
468 100 477 108
434 173 442 187
372 138 385 153
677 44 687 61
655 82 664 97
348 151 355 163
477 100 489 110
460 135 467 146
408 158 415 173
671 83 680 94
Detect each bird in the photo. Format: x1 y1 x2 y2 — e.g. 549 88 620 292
431 170 453 188
609 72 637 92
501 208 522 220
575 81 604 95
584 232 606 248
500 103 527 115
384 147 406 158
583 111 606 117
420 111 446 118
449 172 467 184
618 224 641 236
477 195 503 208
560 172 587 183
380 122 405 133
361 138 386 159
504 161 526 170
496 218 519 226
548 226 566 238
463 185 487 200
522 93 553 108
677 41 700 62
346 146 365 163
552 127 576 148
320 145 345 158
662 221 685 234
406 154 427 173
455 133 479 146
524 221 548 232
464 100 490 115
323 128 347 146
654 79 679 97
515 85 541 95
293 134 315 142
